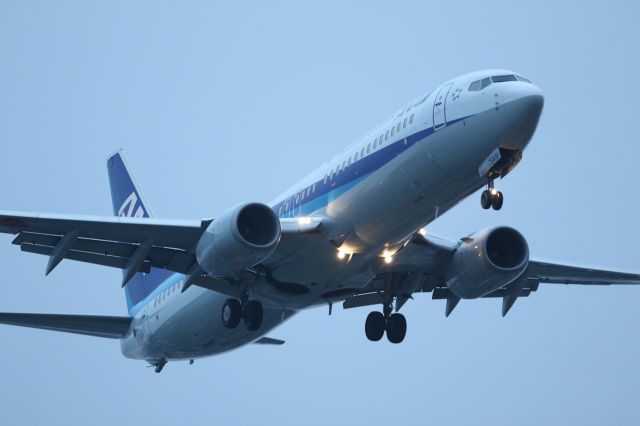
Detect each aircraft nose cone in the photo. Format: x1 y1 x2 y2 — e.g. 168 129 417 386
501 86 544 150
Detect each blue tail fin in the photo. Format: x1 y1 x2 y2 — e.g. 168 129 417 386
107 151 173 313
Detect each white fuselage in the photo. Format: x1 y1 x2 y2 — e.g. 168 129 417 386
120 69 544 363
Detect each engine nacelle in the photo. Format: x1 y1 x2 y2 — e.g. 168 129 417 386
445 226 529 299
195 202 281 277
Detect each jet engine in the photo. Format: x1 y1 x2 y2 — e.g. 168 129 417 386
195 203 281 277
445 226 529 299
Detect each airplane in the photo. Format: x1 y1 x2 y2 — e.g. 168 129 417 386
1 69 639 373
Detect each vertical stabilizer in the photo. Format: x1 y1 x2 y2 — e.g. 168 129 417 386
107 151 172 313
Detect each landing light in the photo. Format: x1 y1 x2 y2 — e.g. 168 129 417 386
384 255 393 264
337 250 346 260
490 188 498 196
297 217 312 225
418 228 427 236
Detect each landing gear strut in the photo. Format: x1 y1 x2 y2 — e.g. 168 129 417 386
222 298 263 331
481 179 503 210
364 303 407 344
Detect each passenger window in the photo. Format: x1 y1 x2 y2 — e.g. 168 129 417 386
312 183 316 192
385 130 389 140
396 123 401 132
391 127 395 137
361 147 365 157
379 134 384 144
403 118 407 128
367 143 371 154
409 114 414 124
342 160 346 170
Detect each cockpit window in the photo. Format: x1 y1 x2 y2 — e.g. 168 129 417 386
491 74 517 83
468 77 491 91
515 74 531 83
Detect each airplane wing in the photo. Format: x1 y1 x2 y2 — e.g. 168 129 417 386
386 233 640 285
0 210 323 287
0 313 131 338
342 233 640 315
527 260 640 285
1 211 207 276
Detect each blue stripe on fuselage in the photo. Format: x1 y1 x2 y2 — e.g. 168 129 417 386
273 117 466 218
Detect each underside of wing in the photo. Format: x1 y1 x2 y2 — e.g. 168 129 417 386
528 260 640 285
0 211 207 279
0 313 132 338
0 210 329 296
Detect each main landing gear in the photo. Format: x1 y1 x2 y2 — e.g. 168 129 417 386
480 179 503 210
365 304 407 344
222 298 263 331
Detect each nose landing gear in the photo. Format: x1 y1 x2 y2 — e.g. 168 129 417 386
481 180 503 210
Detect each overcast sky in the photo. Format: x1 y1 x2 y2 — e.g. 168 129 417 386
1 1 639 425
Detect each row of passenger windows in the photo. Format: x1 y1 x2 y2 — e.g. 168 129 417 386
468 74 532 91
153 280 182 308
281 182 318 214
323 113 415 184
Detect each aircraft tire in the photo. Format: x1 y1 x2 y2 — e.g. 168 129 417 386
222 299 242 329
386 313 407 344
365 311 385 341
243 300 264 331
491 191 504 210
481 190 492 209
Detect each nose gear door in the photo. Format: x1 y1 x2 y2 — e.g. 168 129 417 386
433 83 452 130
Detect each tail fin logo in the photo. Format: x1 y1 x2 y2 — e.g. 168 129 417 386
118 192 145 218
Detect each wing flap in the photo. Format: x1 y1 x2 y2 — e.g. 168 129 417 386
0 313 131 338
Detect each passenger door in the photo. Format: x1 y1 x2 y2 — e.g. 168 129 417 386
433 83 452 130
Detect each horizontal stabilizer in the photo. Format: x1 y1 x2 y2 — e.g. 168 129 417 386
0 313 131 339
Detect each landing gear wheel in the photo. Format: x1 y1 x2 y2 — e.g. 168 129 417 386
365 311 386 341
491 191 504 210
243 300 264 331
386 313 407 344
480 190 492 209
222 299 242 329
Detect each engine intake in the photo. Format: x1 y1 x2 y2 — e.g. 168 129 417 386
195 202 281 277
446 226 529 299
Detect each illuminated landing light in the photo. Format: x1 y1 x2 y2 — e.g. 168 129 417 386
384 255 393 264
297 217 312 225
490 188 498 196
418 228 427 236
337 250 347 260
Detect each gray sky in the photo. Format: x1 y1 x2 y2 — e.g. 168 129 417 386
1 1 639 425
